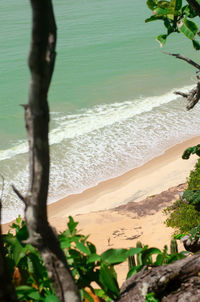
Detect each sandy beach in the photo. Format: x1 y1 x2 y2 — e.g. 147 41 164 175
2 136 200 284
47 135 199 230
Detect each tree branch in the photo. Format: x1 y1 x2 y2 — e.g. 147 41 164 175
163 51 200 71
186 0 200 17
175 80 200 110
15 1 81 301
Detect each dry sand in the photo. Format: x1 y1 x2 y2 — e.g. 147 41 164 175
47 136 199 231
2 136 200 284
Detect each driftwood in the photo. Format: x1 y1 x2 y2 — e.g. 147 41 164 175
117 254 200 302
12 1 80 301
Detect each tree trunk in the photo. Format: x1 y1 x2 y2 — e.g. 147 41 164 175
117 254 200 302
13 1 81 301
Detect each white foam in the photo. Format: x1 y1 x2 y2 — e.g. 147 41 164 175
2 84 200 223
0 84 194 161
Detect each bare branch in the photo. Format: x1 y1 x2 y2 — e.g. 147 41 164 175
163 51 200 71
12 185 27 205
175 81 200 110
186 0 200 17
174 91 188 98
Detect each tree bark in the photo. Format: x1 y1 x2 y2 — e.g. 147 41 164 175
118 254 200 302
13 1 81 301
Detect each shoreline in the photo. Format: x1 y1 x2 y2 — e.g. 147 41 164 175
47 135 200 231
2 135 200 234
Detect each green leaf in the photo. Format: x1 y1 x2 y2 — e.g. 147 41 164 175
145 292 160 302
158 1 171 9
59 237 71 249
156 34 167 47
67 216 78 234
74 238 91 255
146 0 157 10
155 254 164 266
87 253 101 264
128 247 143 256
16 285 41 301
182 145 200 159
175 0 182 11
16 224 29 242
82 289 94 302
178 18 198 40
99 263 120 299
44 295 60 302
145 15 165 23
164 19 175 34
87 241 96 254
142 248 162 265
170 0 182 11
101 248 128 265
5 237 26 265
126 265 144 279
154 7 173 16
16 215 22 225
193 39 200 50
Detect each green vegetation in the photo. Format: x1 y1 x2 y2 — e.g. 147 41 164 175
164 199 200 233
164 159 200 234
146 0 200 49
186 158 200 191
3 216 187 302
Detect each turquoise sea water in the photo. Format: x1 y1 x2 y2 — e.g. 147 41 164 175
1 0 200 222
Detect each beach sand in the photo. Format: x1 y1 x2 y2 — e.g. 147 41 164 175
47 136 199 231
2 136 200 284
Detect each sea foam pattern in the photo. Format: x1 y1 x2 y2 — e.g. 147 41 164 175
1 85 200 223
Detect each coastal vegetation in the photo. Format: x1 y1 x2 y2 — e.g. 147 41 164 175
2 216 188 302
1 0 200 301
164 158 200 233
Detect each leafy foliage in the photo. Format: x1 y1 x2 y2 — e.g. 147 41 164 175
145 292 160 302
164 199 200 233
146 0 200 48
182 145 200 160
164 157 200 233
186 158 200 191
188 223 200 240
3 216 187 301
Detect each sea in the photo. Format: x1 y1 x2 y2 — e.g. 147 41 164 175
1 0 200 223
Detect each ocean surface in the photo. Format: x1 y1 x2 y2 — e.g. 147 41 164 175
1 0 200 223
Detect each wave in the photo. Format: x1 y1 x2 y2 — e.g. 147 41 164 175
0 84 194 161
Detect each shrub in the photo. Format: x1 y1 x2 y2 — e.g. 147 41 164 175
164 199 200 233
182 190 200 210
187 158 200 191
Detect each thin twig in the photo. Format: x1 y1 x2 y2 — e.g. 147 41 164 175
163 51 200 71
11 185 27 205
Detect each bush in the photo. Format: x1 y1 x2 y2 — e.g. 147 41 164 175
187 158 200 191
164 199 200 233
182 190 200 210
